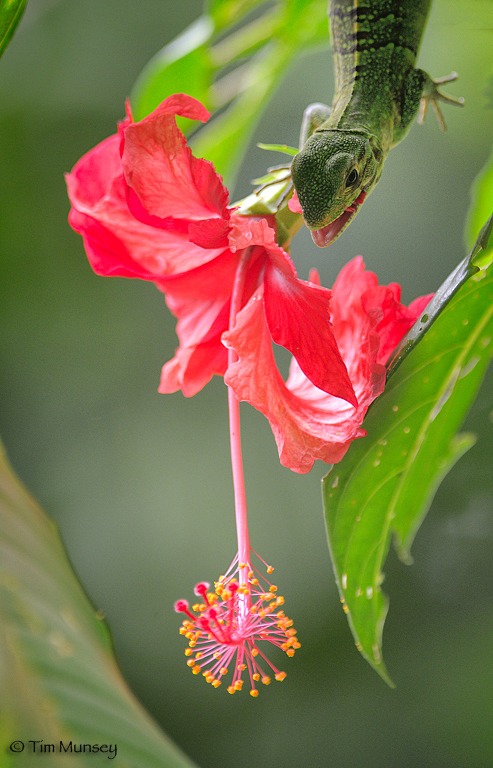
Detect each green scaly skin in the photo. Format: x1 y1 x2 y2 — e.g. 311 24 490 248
291 0 464 247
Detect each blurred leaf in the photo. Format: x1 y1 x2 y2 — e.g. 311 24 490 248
0 441 198 768
131 16 215 125
0 0 27 59
323 230 493 683
466 145 493 250
207 0 267 30
130 0 330 187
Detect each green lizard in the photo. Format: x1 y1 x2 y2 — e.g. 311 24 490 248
291 0 464 247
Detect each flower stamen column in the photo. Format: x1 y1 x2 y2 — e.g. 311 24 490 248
174 248 300 695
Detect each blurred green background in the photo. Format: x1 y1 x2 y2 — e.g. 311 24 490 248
1 1 493 766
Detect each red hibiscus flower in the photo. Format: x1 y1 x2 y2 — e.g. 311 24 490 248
66 93 431 473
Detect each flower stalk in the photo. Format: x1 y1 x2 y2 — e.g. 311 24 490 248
228 248 252 604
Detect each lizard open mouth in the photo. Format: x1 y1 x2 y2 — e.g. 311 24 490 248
311 191 367 248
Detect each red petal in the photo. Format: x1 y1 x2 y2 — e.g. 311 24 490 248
264 260 357 406
121 94 229 222
223 290 369 473
160 305 229 396
157 249 240 396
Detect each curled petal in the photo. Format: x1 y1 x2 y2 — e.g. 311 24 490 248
331 257 432 366
122 94 229 223
264 262 357 405
67 133 224 279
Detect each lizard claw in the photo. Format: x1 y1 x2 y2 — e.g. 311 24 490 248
418 71 465 132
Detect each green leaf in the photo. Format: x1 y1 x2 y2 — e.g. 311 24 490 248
256 142 298 156
323 238 493 684
0 441 198 768
0 0 27 59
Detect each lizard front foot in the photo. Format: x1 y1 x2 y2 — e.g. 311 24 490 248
418 72 465 131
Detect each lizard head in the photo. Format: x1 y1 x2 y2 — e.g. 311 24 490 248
291 130 383 247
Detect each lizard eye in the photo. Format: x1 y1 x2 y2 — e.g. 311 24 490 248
345 168 359 187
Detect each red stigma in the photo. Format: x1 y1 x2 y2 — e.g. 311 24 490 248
194 581 210 596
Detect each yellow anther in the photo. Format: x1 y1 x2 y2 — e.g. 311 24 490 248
286 649 295 657
185 648 193 656
252 673 260 681
275 672 287 682
227 686 235 694
188 640 196 648
187 659 195 667
212 679 221 688
206 593 216 602
286 628 297 636
266 565 274 574
261 676 271 685
183 620 193 629
220 667 228 675
185 632 194 640
251 648 259 656
179 627 187 635
251 578 258 586
239 562 247 569
213 651 222 660
269 585 277 592
293 642 301 649
285 619 293 627
195 652 204 660
237 664 246 671
248 570 254 578
276 596 285 606
342 604 349 614
222 590 231 600
238 585 248 594
250 689 259 697
264 594 274 601
234 680 243 690
192 665 201 675
192 603 201 612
